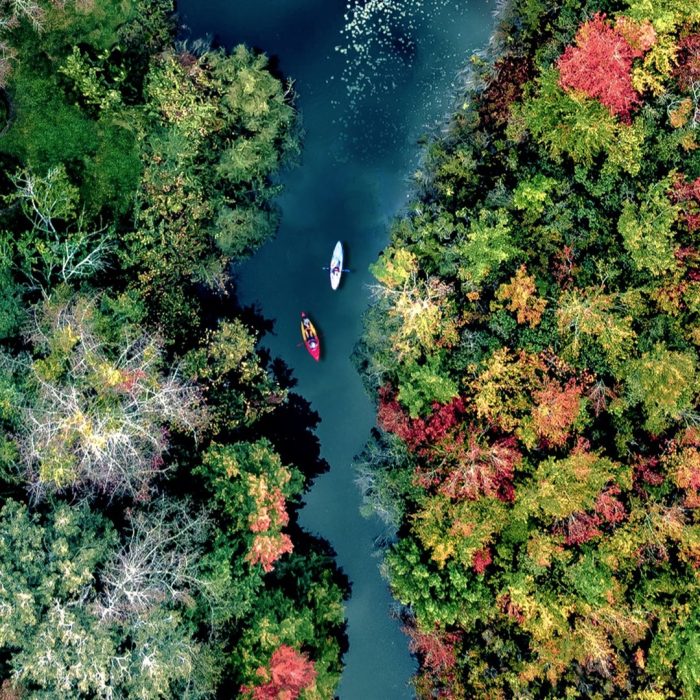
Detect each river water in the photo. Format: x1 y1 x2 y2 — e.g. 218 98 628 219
176 1 494 697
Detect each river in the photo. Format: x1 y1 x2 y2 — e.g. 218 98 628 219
176 1 494 697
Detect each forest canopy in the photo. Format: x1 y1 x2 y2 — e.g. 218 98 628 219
357 0 700 697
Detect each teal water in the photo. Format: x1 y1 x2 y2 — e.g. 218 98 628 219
176 2 494 697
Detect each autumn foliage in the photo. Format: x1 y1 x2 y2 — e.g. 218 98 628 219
432 435 520 502
362 2 700 697
404 624 461 699
377 386 465 450
557 13 646 121
669 173 700 231
242 646 317 700
673 34 700 90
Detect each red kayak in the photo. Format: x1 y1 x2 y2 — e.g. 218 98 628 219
300 312 321 361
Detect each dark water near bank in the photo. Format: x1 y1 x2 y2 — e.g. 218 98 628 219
177 1 493 697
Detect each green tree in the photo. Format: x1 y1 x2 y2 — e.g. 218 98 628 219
618 178 680 277
624 343 697 433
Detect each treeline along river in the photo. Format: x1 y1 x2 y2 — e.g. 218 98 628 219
176 1 494 697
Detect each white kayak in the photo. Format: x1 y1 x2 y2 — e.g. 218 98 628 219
330 241 343 290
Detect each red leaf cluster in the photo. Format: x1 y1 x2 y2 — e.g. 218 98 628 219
670 174 700 232
425 397 466 443
557 13 643 122
246 532 293 573
242 646 317 700
673 34 700 91
472 546 493 574
377 385 420 447
633 455 665 492
116 368 147 393
436 435 520 502
562 511 602 546
594 485 627 524
249 488 289 533
404 624 460 674
377 385 465 450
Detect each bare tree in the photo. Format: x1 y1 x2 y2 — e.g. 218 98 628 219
96 498 212 622
0 0 45 32
8 166 112 290
19 297 208 501
0 38 15 89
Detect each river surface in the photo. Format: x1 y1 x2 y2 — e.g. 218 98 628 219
177 1 494 697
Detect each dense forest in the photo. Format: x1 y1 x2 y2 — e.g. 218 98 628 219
357 0 700 696
0 2 346 698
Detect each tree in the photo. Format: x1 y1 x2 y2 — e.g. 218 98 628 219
454 208 518 285
195 440 300 574
618 178 680 277
241 645 317 700
624 344 697 433
0 499 218 699
121 45 298 341
515 67 621 166
184 318 286 434
493 264 547 327
17 295 207 500
4 165 113 291
397 356 459 419
96 498 213 622
557 14 647 122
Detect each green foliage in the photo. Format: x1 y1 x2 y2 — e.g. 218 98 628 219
624 344 697 433
455 208 518 284
0 236 24 339
515 67 620 166
512 174 558 222
397 356 459 418
59 45 126 113
121 45 298 340
184 318 285 432
230 552 345 696
0 2 343 698
0 498 220 699
618 178 680 277
196 439 301 534
648 608 700 699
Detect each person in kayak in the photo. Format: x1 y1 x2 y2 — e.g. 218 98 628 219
302 315 318 348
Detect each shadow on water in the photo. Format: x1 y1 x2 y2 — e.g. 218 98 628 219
176 1 495 697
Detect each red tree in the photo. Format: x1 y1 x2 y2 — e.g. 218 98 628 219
472 546 493 574
404 625 460 675
377 385 426 448
242 646 317 700
562 511 602 546
377 386 465 450
436 434 521 502
557 13 644 122
673 34 700 91
670 174 700 232
594 485 627 524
